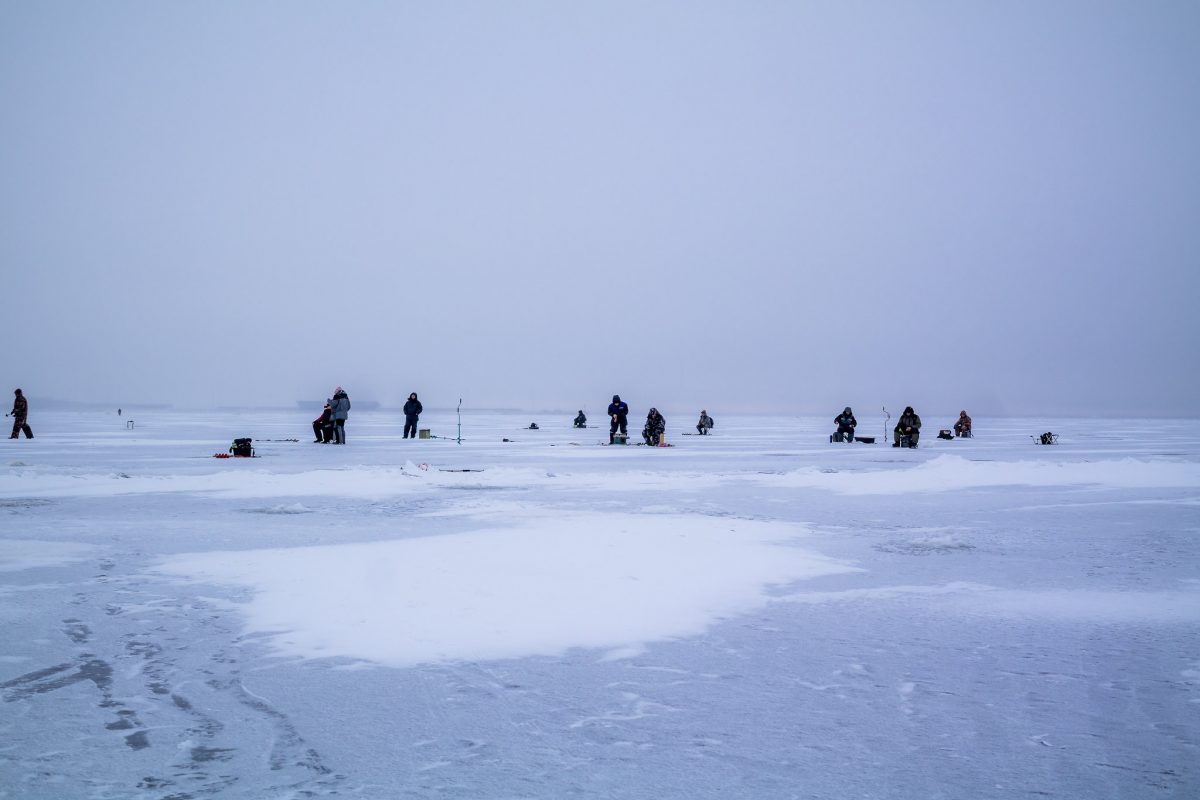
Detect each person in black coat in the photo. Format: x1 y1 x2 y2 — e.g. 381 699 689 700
403 393 423 439
834 407 857 442
893 406 922 448
9 389 32 439
607 394 629 444
573 410 587 428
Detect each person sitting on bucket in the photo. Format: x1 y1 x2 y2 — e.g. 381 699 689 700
696 410 714 435
954 410 972 438
893 406 922 448
312 400 334 443
834 407 857 442
574 410 587 428
643 408 666 446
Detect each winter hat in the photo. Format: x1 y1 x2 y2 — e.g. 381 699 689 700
844 406 852 414
334 386 343 394
612 395 621 403
904 406 914 414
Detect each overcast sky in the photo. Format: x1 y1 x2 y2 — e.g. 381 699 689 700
2 1 1197 417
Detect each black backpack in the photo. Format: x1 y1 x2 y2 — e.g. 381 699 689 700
230 438 254 457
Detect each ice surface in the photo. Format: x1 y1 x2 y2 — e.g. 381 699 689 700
156 511 857 667
0 539 97 573
1 410 1198 799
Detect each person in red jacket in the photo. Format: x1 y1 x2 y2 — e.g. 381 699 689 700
312 400 334 443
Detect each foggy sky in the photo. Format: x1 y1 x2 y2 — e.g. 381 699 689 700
3 1 1198 417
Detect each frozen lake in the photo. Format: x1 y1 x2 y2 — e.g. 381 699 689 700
2 409 1198 799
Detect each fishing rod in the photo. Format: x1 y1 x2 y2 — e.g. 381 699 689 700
430 399 465 444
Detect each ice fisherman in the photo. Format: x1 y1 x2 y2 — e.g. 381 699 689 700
330 387 351 444
696 410 714 435
834 407 857 442
312 400 334 443
643 408 666 446
893 406 922 448
403 392 423 439
574 410 587 428
608 395 629 444
8 388 32 439
954 410 973 438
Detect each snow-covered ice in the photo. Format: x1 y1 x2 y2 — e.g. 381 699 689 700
156 511 855 668
1 409 1198 798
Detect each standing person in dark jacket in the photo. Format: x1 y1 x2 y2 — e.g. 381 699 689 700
9 389 32 439
893 406 921 448
607 395 629 444
403 393 423 439
834 407 857 442
643 408 666 446
312 401 334 443
330 387 351 444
